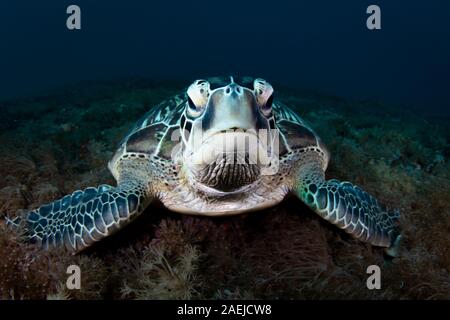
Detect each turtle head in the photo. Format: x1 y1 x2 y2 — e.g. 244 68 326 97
181 77 277 193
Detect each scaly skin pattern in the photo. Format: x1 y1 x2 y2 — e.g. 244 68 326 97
294 151 401 250
8 157 154 252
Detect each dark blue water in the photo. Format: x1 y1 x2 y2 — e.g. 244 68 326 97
1 0 449 114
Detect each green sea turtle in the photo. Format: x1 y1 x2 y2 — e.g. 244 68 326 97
7 76 401 255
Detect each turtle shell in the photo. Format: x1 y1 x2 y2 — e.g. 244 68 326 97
119 92 186 160
272 101 327 158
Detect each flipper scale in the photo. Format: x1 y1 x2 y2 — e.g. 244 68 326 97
8 181 149 252
295 161 401 256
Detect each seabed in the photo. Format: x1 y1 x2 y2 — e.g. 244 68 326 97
0 79 449 299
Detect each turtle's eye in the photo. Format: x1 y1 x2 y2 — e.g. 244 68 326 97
253 78 274 116
187 79 210 117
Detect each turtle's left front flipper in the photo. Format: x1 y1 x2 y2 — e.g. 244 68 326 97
293 162 401 256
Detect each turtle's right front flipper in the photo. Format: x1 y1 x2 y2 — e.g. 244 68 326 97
7 181 150 252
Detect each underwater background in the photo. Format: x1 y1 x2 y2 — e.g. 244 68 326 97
0 0 449 299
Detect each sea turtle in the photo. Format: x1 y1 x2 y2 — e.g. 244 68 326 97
7 76 401 255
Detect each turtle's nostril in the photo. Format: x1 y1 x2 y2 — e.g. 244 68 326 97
224 85 243 95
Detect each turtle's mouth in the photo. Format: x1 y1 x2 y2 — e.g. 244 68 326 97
194 153 261 192
186 131 270 192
